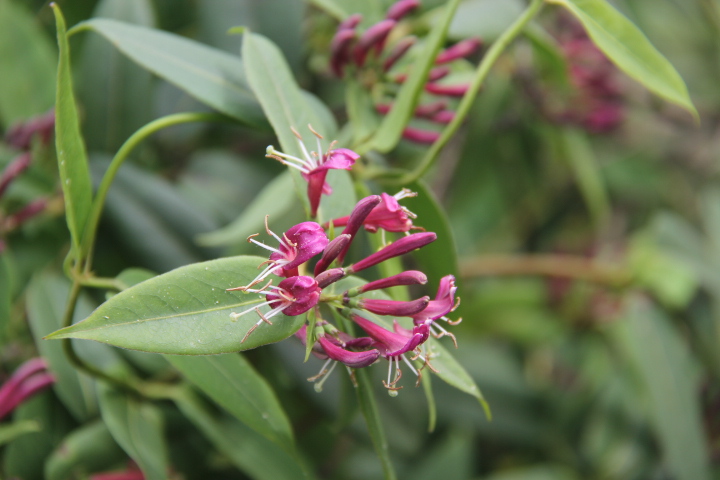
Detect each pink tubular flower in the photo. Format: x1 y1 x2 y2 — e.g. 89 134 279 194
315 267 346 288
329 195 382 266
338 13 363 31
412 275 461 346
0 358 54 420
386 0 420 21
351 313 430 391
317 335 380 368
435 38 482 64
266 126 358 218
347 232 437 274
383 36 416 72
229 276 321 342
330 29 357 77
329 190 418 234
240 217 328 289
313 234 352 275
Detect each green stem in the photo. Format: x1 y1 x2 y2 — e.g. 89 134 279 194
76 275 123 290
60 279 137 394
80 112 230 269
385 0 545 186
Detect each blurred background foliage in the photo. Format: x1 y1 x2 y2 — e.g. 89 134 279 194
0 0 719 479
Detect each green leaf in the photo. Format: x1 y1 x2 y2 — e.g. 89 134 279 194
165 353 295 453
173 387 311 480
354 367 397 480
115 267 156 290
547 0 697 119
346 80 380 146
26 272 98 421
0 420 40 446
0 0 55 125
197 171 296 247
78 0 156 152
0 252 11 344
71 19 266 126
45 421 125 480
612 297 711 480
366 0 462 153
52 4 94 256
97 383 169 480
408 180 460 291
318 168 357 224
45 256 305 354
448 0 525 41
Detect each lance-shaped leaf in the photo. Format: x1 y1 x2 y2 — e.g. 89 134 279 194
165 354 295 454
52 4 93 256
45 421 125 480
45 256 305 354
97 384 169 480
70 19 266 127
547 0 697 119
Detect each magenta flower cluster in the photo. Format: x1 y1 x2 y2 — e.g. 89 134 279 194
231 135 460 393
329 0 482 144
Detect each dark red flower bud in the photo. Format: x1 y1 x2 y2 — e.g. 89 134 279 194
0 153 31 199
402 127 439 144
425 82 469 97
383 36 416 72
355 296 430 316
347 232 436 274
386 0 420 21
314 234 352 275
358 271 427 293
354 20 396 67
435 38 482 64
316 267 346 288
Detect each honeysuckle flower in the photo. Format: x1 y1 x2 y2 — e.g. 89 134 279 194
346 232 437 274
315 267 346 288
0 358 54 421
386 0 420 21
412 275 461 346
228 276 321 342
330 28 357 76
317 334 380 368
395 66 450 83
239 218 327 289
350 296 430 316
351 313 429 391
383 36 416 72
329 190 418 234
266 127 358 217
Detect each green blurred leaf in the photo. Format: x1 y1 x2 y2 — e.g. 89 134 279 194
46 256 305 354
26 272 97 421
483 465 579 480
0 0 55 125
346 80 379 146
97 383 169 480
0 420 40 446
0 252 11 344
4 392 75 480
408 430 473 480
367 0 461 153
448 0 525 41
408 180 459 291
52 4 94 257
318 169 357 224
547 0 698 119
115 267 156 290
612 296 711 480
197 171 296 247
78 0 156 152
45 421 125 480
165 353 295 454
173 386 311 480
71 19 266 126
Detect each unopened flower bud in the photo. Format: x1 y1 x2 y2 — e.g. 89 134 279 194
435 38 482 64
0 153 31 199
314 234 352 275
347 232 437 274
334 195 382 264
425 82 470 97
402 127 439 144
357 271 427 294
354 19 396 67
383 36 416 72
386 0 420 21
352 296 430 316
316 268 346 288
330 29 357 77
338 13 363 31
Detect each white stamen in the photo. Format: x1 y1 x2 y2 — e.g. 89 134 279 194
401 354 419 377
